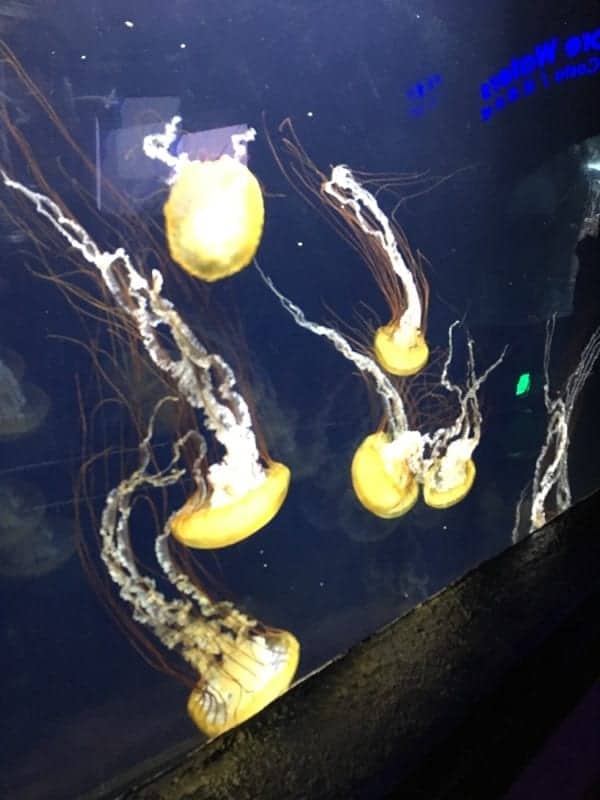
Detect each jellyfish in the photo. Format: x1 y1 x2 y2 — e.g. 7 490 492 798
0 479 74 578
98 399 299 736
269 119 430 376
1 166 290 550
324 165 429 377
0 478 46 548
417 322 505 510
257 263 504 516
143 116 264 282
0 347 50 440
0 515 75 579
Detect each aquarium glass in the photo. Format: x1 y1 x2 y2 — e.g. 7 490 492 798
1 2 600 797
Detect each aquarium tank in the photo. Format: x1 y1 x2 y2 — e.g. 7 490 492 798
1 1 600 797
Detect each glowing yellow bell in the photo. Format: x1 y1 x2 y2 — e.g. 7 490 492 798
351 431 419 518
170 461 290 549
187 628 300 737
164 156 265 282
374 322 429 377
423 458 476 509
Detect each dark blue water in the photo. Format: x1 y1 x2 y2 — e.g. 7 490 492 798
1 2 600 797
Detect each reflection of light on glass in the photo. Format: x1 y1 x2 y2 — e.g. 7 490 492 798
513 317 600 540
101 97 251 214
515 371 532 397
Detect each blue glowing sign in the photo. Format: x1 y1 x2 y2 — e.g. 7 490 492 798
406 74 442 118
480 27 600 122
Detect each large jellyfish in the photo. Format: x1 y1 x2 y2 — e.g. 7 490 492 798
98 400 299 737
270 119 430 376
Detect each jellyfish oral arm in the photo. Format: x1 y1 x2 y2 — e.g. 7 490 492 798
0 169 274 530
255 261 409 436
142 114 185 177
418 322 505 507
231 127 257 162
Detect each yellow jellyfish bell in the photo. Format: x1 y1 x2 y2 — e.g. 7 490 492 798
170 461 290 549
374 322 430 377
164 156 265 282
187 627 300 737
423 456 476 510
351 431 419 519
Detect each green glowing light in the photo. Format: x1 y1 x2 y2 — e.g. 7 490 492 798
515 372 531 397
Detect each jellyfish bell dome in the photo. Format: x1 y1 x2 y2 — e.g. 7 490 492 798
164 155 265 282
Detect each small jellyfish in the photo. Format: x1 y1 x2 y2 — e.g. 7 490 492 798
256 262 420 518
0 516 74 579
0 478 46 547
270 119 429 376
0 346 50 440
144 117 264 282
0 479 74 579
324 165 430 377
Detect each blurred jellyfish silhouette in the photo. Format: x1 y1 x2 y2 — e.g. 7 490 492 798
0 346 50 440
0 479 74 578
